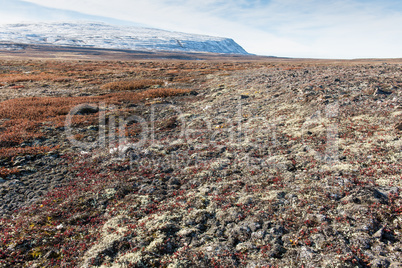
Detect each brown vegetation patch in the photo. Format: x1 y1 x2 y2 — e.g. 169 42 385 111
0 167 19 177
0 73 71 83
0 87 191 159
100 79 164 91
0 145 59 159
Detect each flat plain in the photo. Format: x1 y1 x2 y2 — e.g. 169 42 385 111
0 47 401 267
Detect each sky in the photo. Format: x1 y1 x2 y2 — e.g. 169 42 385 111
1 0 402 59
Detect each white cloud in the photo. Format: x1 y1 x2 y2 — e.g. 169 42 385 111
10 0 402 58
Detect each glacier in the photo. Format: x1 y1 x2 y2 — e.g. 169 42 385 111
0 22 249 55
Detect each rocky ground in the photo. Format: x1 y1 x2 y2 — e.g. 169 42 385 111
0 59 401 267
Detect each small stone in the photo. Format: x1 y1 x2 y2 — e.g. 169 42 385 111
235 242 256 252
24 166 38 172
373 227 384 239
299 246 313 260
311 233 326 250
44 250 59 259
87 125 98 131
350 232 371 249
269 244 286 258
370 258 390 268
72 104 99 115
373 189 388 202
240 94 249 99
202 246 212 252
394 122 402 131
177 228 196 237
251 230 265 240
248 222 261 232
374 88 392 95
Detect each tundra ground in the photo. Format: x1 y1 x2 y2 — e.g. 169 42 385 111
0 58 401 267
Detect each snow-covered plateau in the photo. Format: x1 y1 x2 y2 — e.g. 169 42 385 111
0 22 249 55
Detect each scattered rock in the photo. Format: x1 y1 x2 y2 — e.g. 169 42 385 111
373 226 385 240
299 246 314 260
374 88 392 95
73 104 99 115
370 258 391 268
395 122 402 131
1 60 402 267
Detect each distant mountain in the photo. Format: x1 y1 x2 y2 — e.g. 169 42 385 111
0 22 249 55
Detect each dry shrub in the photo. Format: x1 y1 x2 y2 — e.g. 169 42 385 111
70 133 84 141
10 85 25 89
173 77 194 83
0 97 76 121
0 130 32 147
0 120 41 147
0 167 19 177
0 88 191 153
0 146 59 159
0 88 190 121
101 79 164 91
0 73 71 83
166 70 180 75
51 77 72 83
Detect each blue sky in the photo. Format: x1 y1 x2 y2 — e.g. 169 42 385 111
1 0 402 59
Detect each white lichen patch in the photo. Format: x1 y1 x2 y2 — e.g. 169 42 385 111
81 215 128 268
